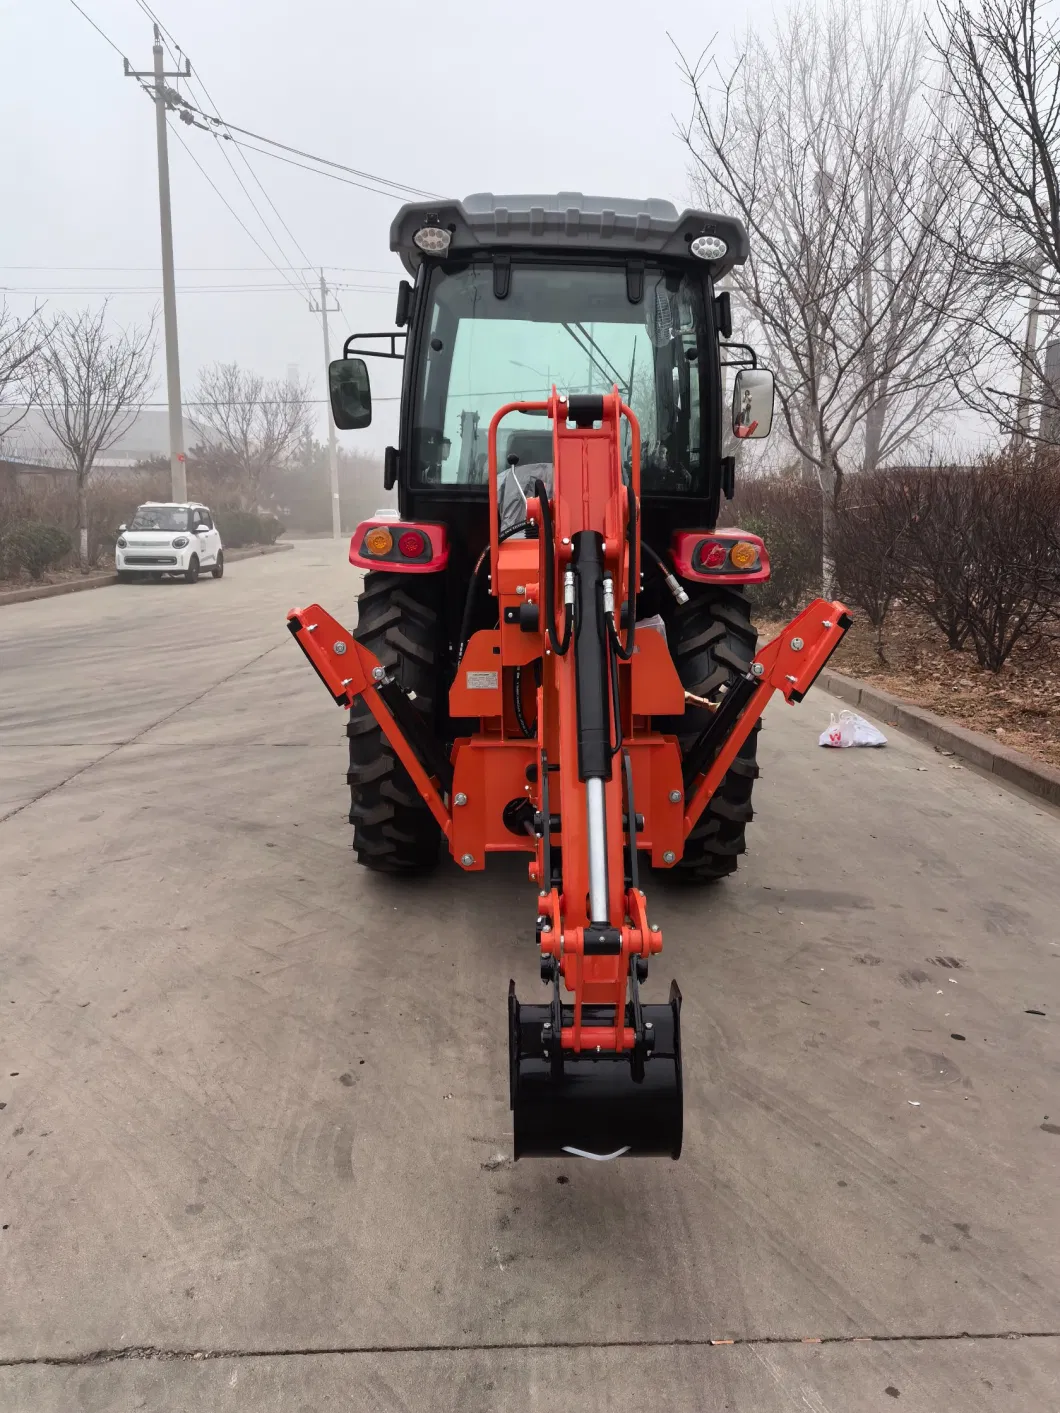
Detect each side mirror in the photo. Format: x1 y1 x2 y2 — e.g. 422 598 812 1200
118 523 127 533
329 357 372 430
732 368 775 440
195 524 209 534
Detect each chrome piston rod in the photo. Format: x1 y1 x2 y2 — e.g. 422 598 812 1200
586 776 610 922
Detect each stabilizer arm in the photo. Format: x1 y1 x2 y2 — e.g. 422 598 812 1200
286 606 452 838
682 598 852 838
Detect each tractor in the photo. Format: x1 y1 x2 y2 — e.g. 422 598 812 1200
289 193 850 1161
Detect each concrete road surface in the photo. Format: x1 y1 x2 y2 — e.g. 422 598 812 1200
1 542 1058 1412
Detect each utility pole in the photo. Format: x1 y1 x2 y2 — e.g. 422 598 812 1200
310 271 342 538
125 28 190 502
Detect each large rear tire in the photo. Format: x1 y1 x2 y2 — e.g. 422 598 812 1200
346 571 445 874
660 585 760 882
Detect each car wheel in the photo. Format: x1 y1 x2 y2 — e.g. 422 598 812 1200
211 550 224 579
184 555 200 584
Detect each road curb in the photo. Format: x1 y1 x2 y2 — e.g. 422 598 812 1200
819 668 1060 808
0 541 293 607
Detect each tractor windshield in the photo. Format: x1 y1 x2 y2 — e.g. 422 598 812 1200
410 262 711 495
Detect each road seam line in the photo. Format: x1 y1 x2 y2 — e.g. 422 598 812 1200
2 1330 1057 1369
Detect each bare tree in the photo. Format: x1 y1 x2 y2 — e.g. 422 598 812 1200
0 301 49 448
189 363 311 509
34 304 156 568
932 0 1060 440
677 0 988 592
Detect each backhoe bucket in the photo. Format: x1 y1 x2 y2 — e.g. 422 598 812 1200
509 982 683 1160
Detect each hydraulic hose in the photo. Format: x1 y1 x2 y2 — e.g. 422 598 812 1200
512 664 535 738
533 477 573 656
641 538 689 605
611 483 638 662
455 523 527 670
607 600 623 758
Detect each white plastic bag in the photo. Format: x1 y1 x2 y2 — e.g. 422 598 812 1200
635 614 667 642
819 710 887 748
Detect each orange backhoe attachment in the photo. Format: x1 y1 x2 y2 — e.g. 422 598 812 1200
288 388 850 1160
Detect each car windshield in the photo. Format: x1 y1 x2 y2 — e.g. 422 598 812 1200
411 262 709 495
129 507 190 532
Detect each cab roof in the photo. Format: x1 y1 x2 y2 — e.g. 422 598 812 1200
390 192 748 278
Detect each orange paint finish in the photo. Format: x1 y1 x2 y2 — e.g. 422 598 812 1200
449 736 537 867
449 631 505 720
625 736 685 865
630 626 685 716
287 605 452 838
683 598 851 838
290 394 849 1072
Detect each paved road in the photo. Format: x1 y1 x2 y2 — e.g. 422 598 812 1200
1 542 1058 1411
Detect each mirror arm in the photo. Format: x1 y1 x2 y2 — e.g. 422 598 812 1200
342 331 407 361
720 342 757 368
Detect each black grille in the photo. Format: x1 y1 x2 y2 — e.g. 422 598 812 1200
124 555 177 565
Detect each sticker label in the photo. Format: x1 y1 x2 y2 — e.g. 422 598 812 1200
466 670 499 690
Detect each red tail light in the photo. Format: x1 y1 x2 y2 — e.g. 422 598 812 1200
699 541 728 569
398 529 426 558
669 529 770 584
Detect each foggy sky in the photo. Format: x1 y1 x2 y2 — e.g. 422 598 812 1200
1 0 768 454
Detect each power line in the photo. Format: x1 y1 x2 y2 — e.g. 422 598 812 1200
174 51 317 285
164 118 312 304
200 122 316 300
0 264 397 273
1 284 392 295
16 397 400 408
65 0 126 58
223 136 427 201
172 97 435 199
124 4 318 309
212 131 315 276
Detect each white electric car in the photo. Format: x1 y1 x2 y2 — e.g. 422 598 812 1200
115 503 224 583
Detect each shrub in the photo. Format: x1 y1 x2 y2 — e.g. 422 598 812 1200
255 513 284 545
214 508 285 548
721 477 823 613
832 474 910 662
939 451 1060 671
886 468 977 651
1 521 72 580
88 472 169 566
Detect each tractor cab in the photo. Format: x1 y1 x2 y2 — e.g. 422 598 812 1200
329 193 776 557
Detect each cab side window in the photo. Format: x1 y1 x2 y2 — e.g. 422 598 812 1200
195 509 213 530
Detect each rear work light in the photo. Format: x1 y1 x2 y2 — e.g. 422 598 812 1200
690 234 728 261
364 526 394 556
413 226 451 254
398 529 426 558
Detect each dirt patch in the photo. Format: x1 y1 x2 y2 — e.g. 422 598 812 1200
761 603 1060 769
